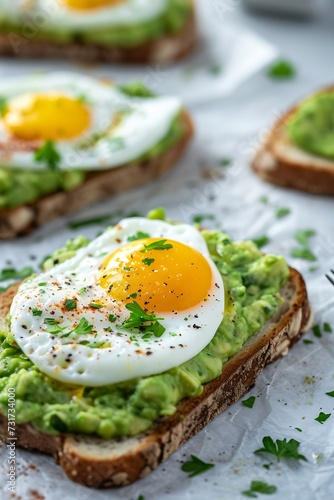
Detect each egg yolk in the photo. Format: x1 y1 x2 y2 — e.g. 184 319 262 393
61 0 124 10
2 93 90 141
98 238 213 314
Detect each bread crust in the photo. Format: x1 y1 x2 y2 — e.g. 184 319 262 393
0 5 197 64
0 110 193 240
252 86 334 195
0 268 311 488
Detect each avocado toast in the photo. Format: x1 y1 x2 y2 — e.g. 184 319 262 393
0 214 311 487
0 0 197 64
252 86 334 195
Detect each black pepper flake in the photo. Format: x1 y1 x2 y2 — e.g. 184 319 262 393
192 324 201 329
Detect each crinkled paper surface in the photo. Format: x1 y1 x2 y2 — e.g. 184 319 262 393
1 2 334 499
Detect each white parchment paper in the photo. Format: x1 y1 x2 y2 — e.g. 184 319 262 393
0 3 334 499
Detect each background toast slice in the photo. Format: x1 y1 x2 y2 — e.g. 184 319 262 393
252 87 334 195
0 267 311 488
0 109 193 240
0 4 196 65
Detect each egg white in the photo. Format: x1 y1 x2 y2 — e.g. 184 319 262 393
0 72 182 171
10 218 225 386
0 0 168 30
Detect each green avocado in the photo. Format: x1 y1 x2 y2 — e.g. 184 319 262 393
0 94 185 210
0 0 191 48
0 218 289 439
287 91 334 160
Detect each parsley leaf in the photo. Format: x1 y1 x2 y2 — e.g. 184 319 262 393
32 308 42 317
252 236 270 249
0 97 7 116
192 214 215 224
127 231 150 242
108 314 117 323
142 258 155 267
65 299 77 311
89 302 103 309
69 214 112 229
0 267 34 282
181 455 215 477
276 207 291 219
122 301 165 338
254 436 307 462
71 317 94 336
34 140 61 171
140 239 173 253
242 396 256 409
44 318 67 335
313 325 322 338
326 391 334 398
295 229 316 247
218 158 232 167
324 322 332 333
290 248 317 262
303 339 314 345
267 59 295 79
315 412 331 424
242 481 277 498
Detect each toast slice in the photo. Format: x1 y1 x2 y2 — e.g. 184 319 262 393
0 109 193 240
0 4 196 64
252 87 334 195
0 267 311 488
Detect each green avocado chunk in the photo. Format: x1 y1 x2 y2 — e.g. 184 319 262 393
287 91 334 160
0 221 289 439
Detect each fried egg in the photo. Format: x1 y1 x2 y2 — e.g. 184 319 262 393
0 0 168 29
0 72 181 171
10 218 225 386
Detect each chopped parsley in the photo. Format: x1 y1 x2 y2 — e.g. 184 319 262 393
80 340 105 348
65 299 77 311
34 140 61 171
0 267 34 282
127 231 150 242
242 480 277 498
142 258 155 267
290 248 317 262
218 158 232 167
38 282 47 286
242 396 256 409
44 318 67 335
69 214 112 229
129 293 137 299
326 391 334 398
108 314 117 323
312 325 322 338
254 436 307 462
32 308 42 317
303 339 314 345
122 301 165 338
181 455 215 478
315 412 331 424
78 287 86 295
252 236 270 249
192 214 215 224
71 317 94 335
295 428 302 432
259 196 269 204
89 302 103 309
324 322 332 333
140 240 173 253
267 59 296 79
208 64 221 75
276 207 291 219
295 229 316 246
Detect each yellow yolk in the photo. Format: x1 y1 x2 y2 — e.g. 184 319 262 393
61 0 125 10
2 93 90 141
98 238 213 314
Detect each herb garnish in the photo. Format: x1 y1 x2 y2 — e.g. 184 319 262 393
0 97 7 116
181 455 215 477
71 317 94 335
218 158 232 167
142 258 155 267
65 299 77 311
254 436 307 462
44 318 67 335
290 248 317 262
122 301 165 338
267 59 295 79
276 208 291 219
315 412 331 424
242 481 277 498
295 229 316 246
324 322 332 333
192 214 215 224
326 391 334 397
313 325 322 338
32 308 42 317
252 236 270 249
69 214 112 229
242 396 256 409
127 231 150 242
34 140 61 171
0 267 33 282
89 302 103 309
108 314 117 323
303 339 314 345
140 240 173 253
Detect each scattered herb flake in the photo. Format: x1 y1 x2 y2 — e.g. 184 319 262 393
290 248 317 262
267 59 296 79
312 325 322 338
0 96 7 116
181 455 215 478
122 301 165 338
65 299 77 311
192 214 215 224
130 293 137 299
295 428 302 432
324 322 332 333
108 314 117 323
140 239 173 253
295 229 316 246
326 391 334 398
254 436 307 462
242 396 256 409
303 339 314 345
208 64 221 75
34 140 61 171
218 158 232 167
276 207 291 219
242 480 277 498
71 317 94 336
69 214 112 229
142 258 155 267
259 196 269 204
44 318 67 335
0 267 34 282
32 308 42 317
315 412 331 424
252 236 270 248
127 231 150 242
89 302 103 309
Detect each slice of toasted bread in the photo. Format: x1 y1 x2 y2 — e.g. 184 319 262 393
0 267 311 488
252 87 334 195
0 4 196 64
0 110 193 240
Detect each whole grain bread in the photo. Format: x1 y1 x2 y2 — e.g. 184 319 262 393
0 267 311 488
252 86 334 195
0 4 196 64
0 109 193 240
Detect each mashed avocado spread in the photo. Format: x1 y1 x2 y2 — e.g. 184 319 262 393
0 0 191 48
287 91 334 160
0 215 289 439
0 84 184 210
